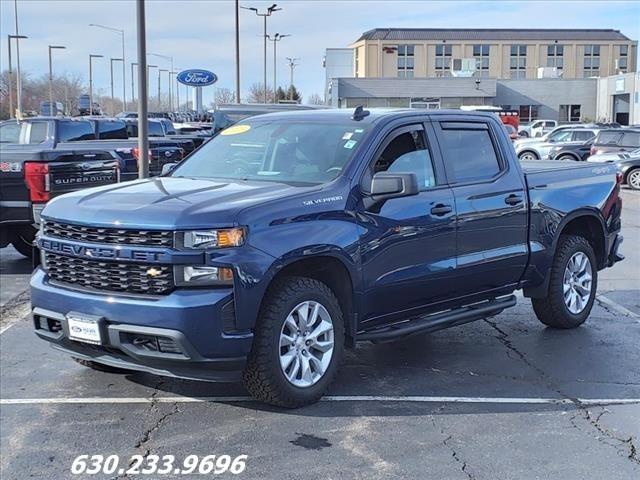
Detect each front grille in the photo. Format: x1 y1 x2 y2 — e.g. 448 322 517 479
45 252 174 295
43 220 173 247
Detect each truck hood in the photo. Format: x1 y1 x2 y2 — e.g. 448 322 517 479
42 177 319 229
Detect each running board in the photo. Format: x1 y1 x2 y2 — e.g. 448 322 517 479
357 295 517 341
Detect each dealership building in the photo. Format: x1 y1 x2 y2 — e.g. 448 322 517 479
324 28 639 124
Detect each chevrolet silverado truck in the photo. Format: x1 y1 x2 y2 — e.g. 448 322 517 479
0 122 119 257
31 109 624 407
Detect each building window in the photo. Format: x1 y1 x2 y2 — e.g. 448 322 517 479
397 44 415 78
559 104 581 123
547 44 564 70
583 44 600 78
354 48 360 78
435 44 452 77
473 44 490 77
618 44 628 72
510 44 527 79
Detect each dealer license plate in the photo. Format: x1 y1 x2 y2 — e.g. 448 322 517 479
67 314 102 344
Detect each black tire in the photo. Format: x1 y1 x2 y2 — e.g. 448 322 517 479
518 150 538 161
625 167 640 190
11 226 36 258
532 235 598 329
243 276 344 408
519 131 529 138
556 154 578 162
72 357 131 374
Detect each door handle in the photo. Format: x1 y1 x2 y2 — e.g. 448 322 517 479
505 194 524 206
430 204 453 216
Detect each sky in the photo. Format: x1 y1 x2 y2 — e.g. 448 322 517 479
1 0 639 107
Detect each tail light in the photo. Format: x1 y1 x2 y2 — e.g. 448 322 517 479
24 162 50 202
590 146 597 156
132 147 153 161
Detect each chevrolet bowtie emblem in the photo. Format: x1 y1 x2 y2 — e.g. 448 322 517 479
146 268 162 278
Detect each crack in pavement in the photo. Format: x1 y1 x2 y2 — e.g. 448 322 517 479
484 318 639 467
0 289 31 333
430 412 475 480
110 379 181 480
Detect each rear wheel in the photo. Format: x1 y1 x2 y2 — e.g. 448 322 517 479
243 276 344 408
626 168 640 190
532 235 597 329
11 226 36 258
556 154 578 162
518 151 538 161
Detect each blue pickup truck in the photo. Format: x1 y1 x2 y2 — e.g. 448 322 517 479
31 109 624 407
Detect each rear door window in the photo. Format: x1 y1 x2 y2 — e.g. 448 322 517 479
28 122 49 144
58 121 95 141
97 121 128 139
438 123 502 183
620 132 640 148
596 131 623 145
572 130 596 142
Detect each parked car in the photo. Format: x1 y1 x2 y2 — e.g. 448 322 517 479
503 124 519 141
0 120 119 257
590 129 640 156
31 108 624 407
587 147 640 190
515 128 597 160
518 119 557 138
549 139 594 161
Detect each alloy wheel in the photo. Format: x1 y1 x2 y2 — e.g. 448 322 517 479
563 252 593 314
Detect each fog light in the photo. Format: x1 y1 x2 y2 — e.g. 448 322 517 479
174 265 233 286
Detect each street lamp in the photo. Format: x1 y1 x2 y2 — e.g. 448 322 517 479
172 69 182 112
242 3 281 103
89 24 126 109
286 57 299 100
147 65 158 111
158 69 169 112
267 33 289 102
149 53 174 111
7 34 27 119
48 45 66 115
89 54 104 115
110 58 124 114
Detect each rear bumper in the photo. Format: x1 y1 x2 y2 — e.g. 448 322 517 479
31 268 252 382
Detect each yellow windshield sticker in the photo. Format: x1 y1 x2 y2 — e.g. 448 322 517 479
221 124 251 136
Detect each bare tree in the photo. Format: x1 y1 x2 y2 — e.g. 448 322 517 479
246 83 274 104
214 87 236 107
306 93 324 105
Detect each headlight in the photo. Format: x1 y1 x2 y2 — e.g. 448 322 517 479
177 227 246 249
174 265 234 286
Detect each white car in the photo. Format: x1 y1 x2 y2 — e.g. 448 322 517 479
518 119 558 138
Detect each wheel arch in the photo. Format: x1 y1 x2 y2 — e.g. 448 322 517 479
518 149 539 160
555 152 580 161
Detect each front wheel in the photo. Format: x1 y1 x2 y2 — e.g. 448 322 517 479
626 168 640 190
243 276 344 408
532 235 597 328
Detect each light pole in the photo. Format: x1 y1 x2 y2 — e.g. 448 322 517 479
158 69 168 111
89 54 104 115
110 58 124 114
147 65 157 111
267 33 289 101
242 3 281 103
286 57 299 100
235 0 240 103
131 62 137 107
148 53 174 111
13 0 25 118
48 45 66 115
135 0 149 179
89 24 126 109
7 34 27 119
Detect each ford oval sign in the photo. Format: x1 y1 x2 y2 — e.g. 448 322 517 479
177 69 218 87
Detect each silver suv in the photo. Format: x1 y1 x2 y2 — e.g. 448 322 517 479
515 127 598 161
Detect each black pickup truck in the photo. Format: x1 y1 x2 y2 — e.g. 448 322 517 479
0 121 118 257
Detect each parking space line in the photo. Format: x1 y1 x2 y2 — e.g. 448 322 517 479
1 396 639 406
596 294 640 321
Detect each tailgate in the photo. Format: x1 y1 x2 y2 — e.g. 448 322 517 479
46 151 119 194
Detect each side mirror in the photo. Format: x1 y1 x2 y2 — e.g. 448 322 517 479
369 172 419 205
161 162 177 175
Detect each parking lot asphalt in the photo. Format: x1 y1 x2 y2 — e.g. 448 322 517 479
1 189 639 480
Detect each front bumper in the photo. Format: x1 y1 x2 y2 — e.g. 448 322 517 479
31 268 253 382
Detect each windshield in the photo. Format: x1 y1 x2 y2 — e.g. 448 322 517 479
171 120 371 185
